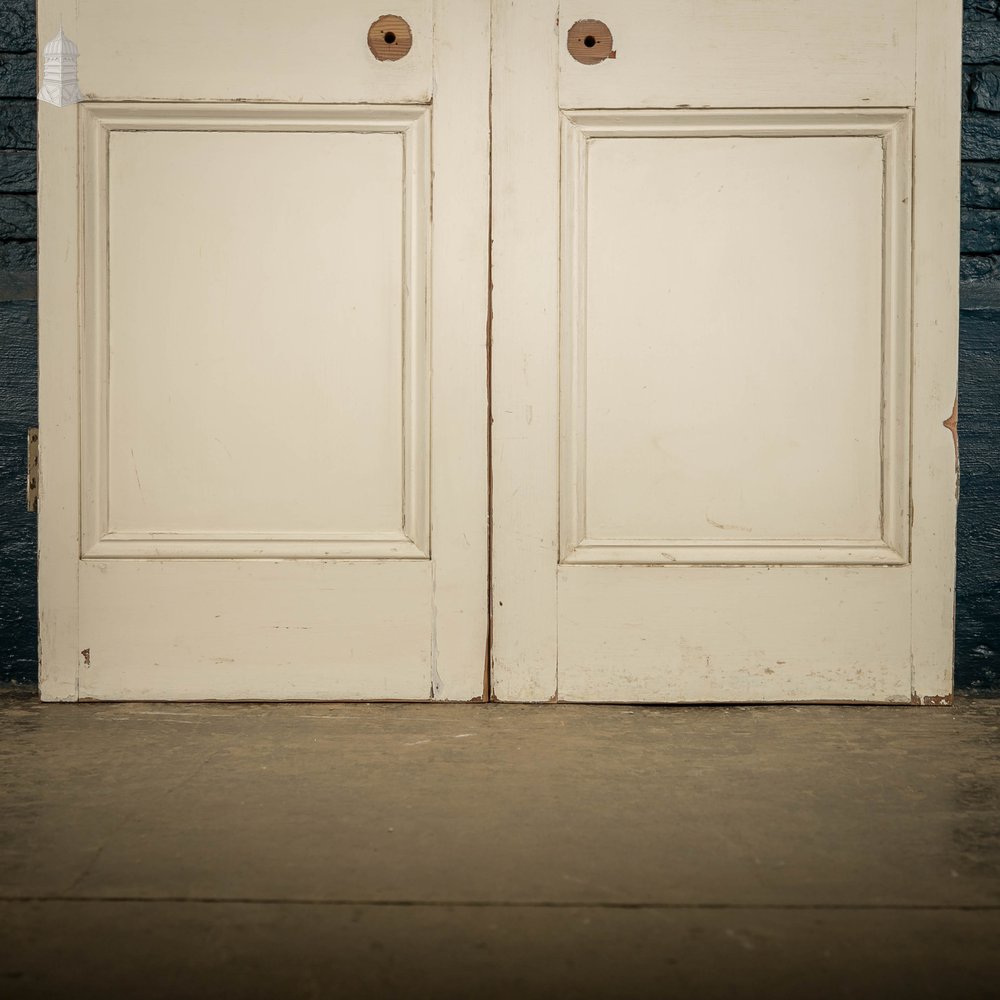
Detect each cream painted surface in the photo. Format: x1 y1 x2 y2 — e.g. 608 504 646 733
583 135 883 545
558 0 917 109
556 567 912 704
75 0 434 103
909 0 964 702
78 560 433 701
491 0 961 703
107 130 405 541
38 1 490 700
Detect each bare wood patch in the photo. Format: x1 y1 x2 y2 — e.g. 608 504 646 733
368 15 413 62
567 20 615 65
911 692 953 706
944 398 959 498
943 398 958 456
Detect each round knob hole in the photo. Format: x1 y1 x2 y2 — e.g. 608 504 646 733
368 15 412 62
568 19 615 65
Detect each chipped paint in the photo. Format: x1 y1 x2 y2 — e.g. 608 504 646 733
911 692 953 707
944 398 960 500
944 398 959 457
80 649 90 668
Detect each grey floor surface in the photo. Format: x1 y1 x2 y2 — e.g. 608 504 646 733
1 695 999 998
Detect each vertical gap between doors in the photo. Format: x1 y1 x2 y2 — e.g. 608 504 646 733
483 1 496 703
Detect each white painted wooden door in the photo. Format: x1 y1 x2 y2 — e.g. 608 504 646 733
38 1 490 700
491 1 962 703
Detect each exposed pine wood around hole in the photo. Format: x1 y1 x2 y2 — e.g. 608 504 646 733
368 15 413 62
567 19 615 65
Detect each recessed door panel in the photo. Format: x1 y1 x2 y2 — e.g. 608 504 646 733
561 111 912 567
84 107 429 560
582 135 883 548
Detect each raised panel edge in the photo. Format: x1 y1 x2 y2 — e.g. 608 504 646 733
79 103 431 561
558 108 913 567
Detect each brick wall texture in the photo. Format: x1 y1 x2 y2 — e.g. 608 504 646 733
0 0 36 687
959 0 1000 690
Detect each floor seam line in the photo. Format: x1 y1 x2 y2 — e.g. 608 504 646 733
3 897 1000 911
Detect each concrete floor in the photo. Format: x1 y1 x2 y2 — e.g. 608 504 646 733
1 697 999 999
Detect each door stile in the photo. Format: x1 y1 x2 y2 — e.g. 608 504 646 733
909 0 962 703
427 0 492 701
37 3 82 701
489 0 562 701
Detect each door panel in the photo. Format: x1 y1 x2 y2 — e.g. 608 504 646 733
562 111 912 566
84 106 428 560
491 0 961 703
558 0 917 109
577 129 884 552
75 0 434 103
78 561 433 701
38 1 490 700
556 568 912 704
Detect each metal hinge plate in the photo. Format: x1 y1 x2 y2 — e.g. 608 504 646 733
26 428 39 512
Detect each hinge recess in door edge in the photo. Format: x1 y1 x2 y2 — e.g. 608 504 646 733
26 428 39 512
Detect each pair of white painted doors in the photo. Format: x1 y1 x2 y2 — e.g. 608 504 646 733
38 1 961 703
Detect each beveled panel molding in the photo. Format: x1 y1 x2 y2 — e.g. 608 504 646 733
80 103 431 560
559 108 913 566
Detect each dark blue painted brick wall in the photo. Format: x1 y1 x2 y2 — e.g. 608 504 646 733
960 0 1000 691
1 3 999 690
0 0 36 688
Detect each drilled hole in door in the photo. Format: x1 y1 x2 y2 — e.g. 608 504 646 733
567 20 614 64
368 15 412 61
